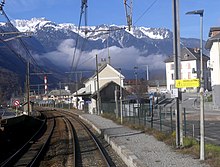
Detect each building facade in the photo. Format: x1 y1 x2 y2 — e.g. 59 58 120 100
82 63 125 114
165 47 210 92
206 27 220 109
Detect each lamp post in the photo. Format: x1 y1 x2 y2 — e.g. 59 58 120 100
186 9 204 160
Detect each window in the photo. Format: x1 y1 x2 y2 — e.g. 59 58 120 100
188 72 191 79
170 64 174 70
188 63 191 69
171 73 174 80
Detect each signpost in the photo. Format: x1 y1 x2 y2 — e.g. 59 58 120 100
175 79 200 88
13 100 20 116
13 100 20 107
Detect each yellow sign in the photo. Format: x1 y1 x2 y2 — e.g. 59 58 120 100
175 79 200 88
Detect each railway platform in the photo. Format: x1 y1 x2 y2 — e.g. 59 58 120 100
77 112 210 167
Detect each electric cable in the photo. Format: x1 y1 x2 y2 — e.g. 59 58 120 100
133 0 159 26
0 8 45 74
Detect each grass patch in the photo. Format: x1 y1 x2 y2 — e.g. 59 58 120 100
205 144 220 167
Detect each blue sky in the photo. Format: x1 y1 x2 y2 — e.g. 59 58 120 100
1 0 220 40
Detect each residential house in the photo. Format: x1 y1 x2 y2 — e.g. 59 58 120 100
79 63 125 114
123 79 166 94
72 87 85 110
165 47 210 92
205 27 220 109
43 88 72 105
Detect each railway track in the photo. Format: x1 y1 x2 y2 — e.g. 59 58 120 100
0 112 54 167
0 109 125 167
53 110 116 167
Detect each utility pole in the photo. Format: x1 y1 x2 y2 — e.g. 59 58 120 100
107 26 111 65
172 0 183 147
115 86 119 119
59 81 62 108
96 54 101 115
134 66 138 94
27 62 30 116
75 72 79 109
119 68 123 124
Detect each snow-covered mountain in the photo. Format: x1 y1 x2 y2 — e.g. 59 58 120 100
10 18 174 53
11 18 171 40
0 18 201 81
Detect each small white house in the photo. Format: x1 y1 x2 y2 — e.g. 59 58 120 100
206 27 220 109
165 47 210 92
81 63 125 114
72 87 85 110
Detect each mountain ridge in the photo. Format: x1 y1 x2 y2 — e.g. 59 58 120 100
0 18 202 100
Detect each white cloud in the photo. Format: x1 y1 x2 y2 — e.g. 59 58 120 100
38 39 166 71
41 39 75 67
136 54 166 70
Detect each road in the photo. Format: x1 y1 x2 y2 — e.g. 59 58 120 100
162 92 220 146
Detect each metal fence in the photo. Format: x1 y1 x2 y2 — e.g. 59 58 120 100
102 99 202 139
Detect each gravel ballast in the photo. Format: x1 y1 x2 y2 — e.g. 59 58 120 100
80 114 210 167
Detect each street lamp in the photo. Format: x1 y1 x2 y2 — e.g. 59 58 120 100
186 9 205 160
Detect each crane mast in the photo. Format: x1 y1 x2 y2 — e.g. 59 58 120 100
80 0 88 35
124 0 133 31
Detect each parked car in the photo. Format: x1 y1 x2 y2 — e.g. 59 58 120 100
160 89 169 94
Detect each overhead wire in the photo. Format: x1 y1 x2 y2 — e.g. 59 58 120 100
0 34 26 66
133 0 159 26
69 0 88 80
76 26 127 68
0 6 45 74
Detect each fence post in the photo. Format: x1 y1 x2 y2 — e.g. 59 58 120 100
184 108 186 137
144 104 146 126
151 101 154 128
133 103 135 124
159 106 162 131
170 107 173 132
192 124 195 138
129 102 131 122
138 103 140 126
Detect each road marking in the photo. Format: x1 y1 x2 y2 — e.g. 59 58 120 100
204 136 217 141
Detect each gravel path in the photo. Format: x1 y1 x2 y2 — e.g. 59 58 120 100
80 114 210 167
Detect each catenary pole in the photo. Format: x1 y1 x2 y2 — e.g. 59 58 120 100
96 54 101 115
172 0 183 147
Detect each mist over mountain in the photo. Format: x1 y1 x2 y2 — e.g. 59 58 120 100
0 18 202 99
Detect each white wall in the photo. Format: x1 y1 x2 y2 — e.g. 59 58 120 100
210 42 220 86
166 60 197 91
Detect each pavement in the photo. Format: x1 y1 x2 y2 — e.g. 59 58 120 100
77 112 210 167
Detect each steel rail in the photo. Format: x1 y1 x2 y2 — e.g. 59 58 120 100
0 113 52 167
27 116 55 167
63 112 116 167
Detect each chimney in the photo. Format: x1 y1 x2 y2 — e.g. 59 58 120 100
208 27 220 37
194 48 200 53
